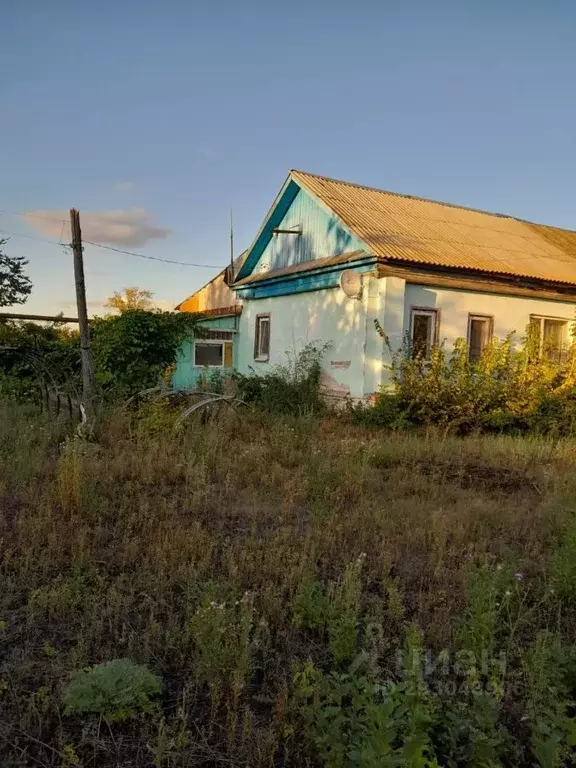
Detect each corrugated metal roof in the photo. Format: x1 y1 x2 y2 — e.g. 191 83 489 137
291 170 576 286
234 250 368 286
199 305 242 317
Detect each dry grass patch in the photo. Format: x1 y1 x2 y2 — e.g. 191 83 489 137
1 402 576 766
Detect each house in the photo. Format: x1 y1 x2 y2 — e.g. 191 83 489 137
178 170 576 401
172 253 245 389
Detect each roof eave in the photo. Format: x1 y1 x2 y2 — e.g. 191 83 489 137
233 252 376 290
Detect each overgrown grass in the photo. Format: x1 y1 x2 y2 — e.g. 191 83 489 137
1 399 576 766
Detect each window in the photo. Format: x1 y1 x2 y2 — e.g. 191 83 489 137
467 315 493 362
194 340 234 368
410 308 439 359
529 315 568 362
195 341 224 367
254 314 270 361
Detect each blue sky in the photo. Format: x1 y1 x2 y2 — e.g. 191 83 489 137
2 0 576 315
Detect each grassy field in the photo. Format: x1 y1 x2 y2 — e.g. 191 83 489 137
1 400 576 766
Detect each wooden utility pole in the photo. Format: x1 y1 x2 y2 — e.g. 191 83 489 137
230 208 234 274
70 208 95 418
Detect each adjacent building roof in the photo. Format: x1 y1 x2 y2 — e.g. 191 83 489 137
176 251 247 312
290 170 576 287
198 305 242 317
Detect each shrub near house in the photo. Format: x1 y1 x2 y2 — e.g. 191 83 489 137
360 321 576 434
0 309 200 403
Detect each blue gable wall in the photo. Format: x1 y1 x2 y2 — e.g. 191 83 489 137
253 187 365 274
235 180 366 281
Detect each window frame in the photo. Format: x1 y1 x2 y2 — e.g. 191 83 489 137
254 313 271 362
194 339 225 368
467 314 494 363
409 307 440 359
529 314 569 361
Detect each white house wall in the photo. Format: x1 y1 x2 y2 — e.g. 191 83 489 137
403 282 576 349
237 276 576 402
236 287 370 399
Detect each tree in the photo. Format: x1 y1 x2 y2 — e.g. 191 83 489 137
0 239 32 307
105 286 155 313
90 309 199 398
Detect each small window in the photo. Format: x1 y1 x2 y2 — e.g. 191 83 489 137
529 316 568 362
254 314 270 361
410 308 438 359
467 315 493 362
194 341 224 367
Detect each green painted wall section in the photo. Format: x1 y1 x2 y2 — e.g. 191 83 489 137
172 315 239 390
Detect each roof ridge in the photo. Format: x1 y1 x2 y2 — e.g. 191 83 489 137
289 169 576 234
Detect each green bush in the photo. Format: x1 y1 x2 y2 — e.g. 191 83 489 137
0 319 80 400
233 341 330 416
432 692 508 768
549 518 576 602
359 321 576 434
521 632 576 767
0 311 200 404
292 579 328 632
349 392 408 428
62 659 163 722
91 309 198 399
294 627 438 767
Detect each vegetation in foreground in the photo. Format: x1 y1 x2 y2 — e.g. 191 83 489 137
1 400 576 766
0 309 198 403
353 321 576 435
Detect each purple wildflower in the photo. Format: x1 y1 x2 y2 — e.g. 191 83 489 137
514 572 524 581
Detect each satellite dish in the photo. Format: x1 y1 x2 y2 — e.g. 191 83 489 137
339 270 363 299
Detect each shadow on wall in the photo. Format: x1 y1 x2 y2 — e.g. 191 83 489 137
326 219 354 257
266 205 359 271
268 232 320 270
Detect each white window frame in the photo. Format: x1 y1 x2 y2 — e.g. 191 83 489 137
254 314 271 362
530 314 569 360
467 314 494 362
410 307 439 359
194 339 225 368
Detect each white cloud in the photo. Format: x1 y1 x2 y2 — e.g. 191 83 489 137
27 208 170 247
196 146 215 158
114 181 136 194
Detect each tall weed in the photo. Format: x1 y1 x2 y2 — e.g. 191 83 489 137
363 322 576 434
233 341 330 416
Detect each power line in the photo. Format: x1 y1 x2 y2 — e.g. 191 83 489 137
0 208 68 224
0 225 223 268
0 227 65 247
83 239 223 268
